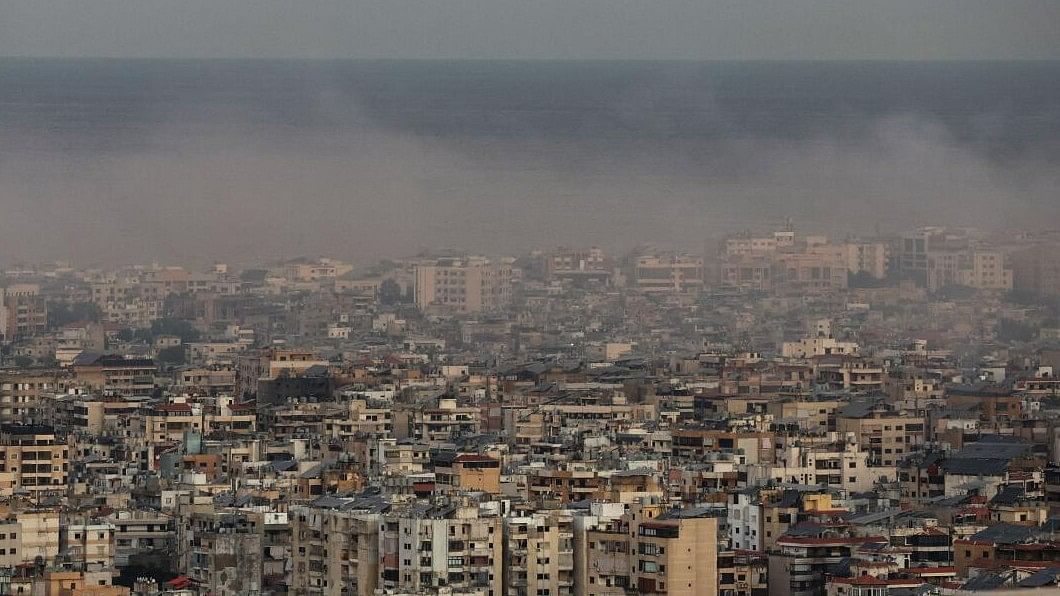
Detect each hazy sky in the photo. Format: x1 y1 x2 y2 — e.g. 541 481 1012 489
2 0 1060 60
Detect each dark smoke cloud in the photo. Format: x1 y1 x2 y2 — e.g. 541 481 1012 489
0 62 1057 268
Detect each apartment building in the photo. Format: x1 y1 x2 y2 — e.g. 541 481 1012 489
815 358 885 393
630 506 720 596
398 398 482 443
1 284 47 342
50 396 141 436
0 510 61 567
719 256 773 293
842 242 888 279
885 369 945 412
835 401 925 467
768 535 884 596
0 371 59 425
72 354 156 397
143 403 202 445
103 509 174 567
576 502 631 596
290 503 381 596
772 248 849 295
378 503 503 595
62 521 116 570
323 399 393 441
176 510 263 595
415 257 513 313
752 440 894 493
957 251 1013 290
235 348 329 400
724 231 794 257
0 425 68 496
433 452 501 496
505 510 575 596
1009 242 1060 298
633 255 705 294
781 337 859 359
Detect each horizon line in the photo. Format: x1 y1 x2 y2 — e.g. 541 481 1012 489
2 56 1059 64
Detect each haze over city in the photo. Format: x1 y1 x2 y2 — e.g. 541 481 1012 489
1 2 1060 596
1 2 1059 266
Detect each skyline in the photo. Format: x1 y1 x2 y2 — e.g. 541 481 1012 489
2 0 1060 61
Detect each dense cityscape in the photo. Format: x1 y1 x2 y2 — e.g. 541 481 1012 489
0 224 1057 594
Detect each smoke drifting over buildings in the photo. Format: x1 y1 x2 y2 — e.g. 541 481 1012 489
1 61 1057 267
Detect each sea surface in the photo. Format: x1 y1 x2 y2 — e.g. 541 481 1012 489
0 60 1057 265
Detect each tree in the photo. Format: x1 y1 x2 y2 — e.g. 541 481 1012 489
156 346 186 365
378 279 405 305
48 301 103 327
150 318 201 343
997 318 1037 343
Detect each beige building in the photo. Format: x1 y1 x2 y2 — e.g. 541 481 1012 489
773 247 848 294
630 506 719 596
71 355 156 397
957 250 1013 290
1 284 48 342
836 401 925 467
752 439 895 492
290 504 380 596
0 371 59 425
633 255 705 293
0 425 68 496
235 348 329 399
506 511 575 596
414 256 513 313
62 521 116 570
781 336 859 359
842 241 889 279
576 502 630 596
378 503 503 595
0 509 61 568
433 452 501 496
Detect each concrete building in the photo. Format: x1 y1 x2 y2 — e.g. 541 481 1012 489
1 284 47 342
633 255 705 294
0 425 68 496
378 503 503 595
0 371 59 425
836 401 925 467
290 503 381 596
415 257 513 313
630 506 719 596
71 355 156 397
505 510 575 596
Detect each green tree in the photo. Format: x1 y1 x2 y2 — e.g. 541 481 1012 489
48 301 103 327
378 278 405 305
150 318 201 343
156 346 186 365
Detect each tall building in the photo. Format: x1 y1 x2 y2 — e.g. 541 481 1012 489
415 257 513 313
633 255 705 294
1 284 47 342
0 425 69 496
505 511 575 596
1010 242 1060 298
0 371 59 425
630 506 719 596
842 241 889 279
290 503 381 596
378 502 503 595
